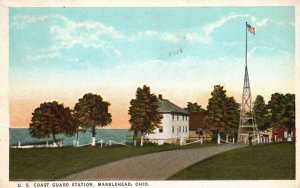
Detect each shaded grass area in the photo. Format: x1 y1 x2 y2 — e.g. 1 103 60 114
10 142 213 180
169 142 295 180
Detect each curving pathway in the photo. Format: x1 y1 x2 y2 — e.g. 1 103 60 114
63 144 246 180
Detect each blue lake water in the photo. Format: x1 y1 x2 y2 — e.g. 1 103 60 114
10 128 133 146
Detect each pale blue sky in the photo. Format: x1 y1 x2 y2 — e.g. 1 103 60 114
9 7 295 127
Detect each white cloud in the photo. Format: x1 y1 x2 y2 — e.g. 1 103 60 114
185 13 293 44
185 32 209 44
129 30 180 44
14 14 125 62
251 16 257 23
144 30 159 36
11 15 48 29
255 18 273 27
186 13 249 44
204 13 249 36
251 17 294 28
248 46 292 60
12 13 294 63
13 13 256 61
278 22 295 27
161 33 179 43
68 57 79 63
49 15 124 57
26 51 59 62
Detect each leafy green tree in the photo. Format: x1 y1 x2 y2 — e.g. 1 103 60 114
283 94 295 132
267 93 284 126
184 102 206 113
128 85 162 146
74 93 112 146
204 85 239 139
268 93 295 132
224 96 240 134
253 95 270 130
29 101 76 146
204 85 227 132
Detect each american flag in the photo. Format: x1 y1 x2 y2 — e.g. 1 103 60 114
247 23 256 35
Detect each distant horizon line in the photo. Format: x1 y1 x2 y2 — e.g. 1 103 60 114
9 126 130 129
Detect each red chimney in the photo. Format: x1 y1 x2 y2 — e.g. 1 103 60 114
158 94 162 100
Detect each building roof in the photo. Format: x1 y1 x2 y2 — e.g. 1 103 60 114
158 99 189 114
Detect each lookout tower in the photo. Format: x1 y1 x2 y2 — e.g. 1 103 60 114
237 22 258 143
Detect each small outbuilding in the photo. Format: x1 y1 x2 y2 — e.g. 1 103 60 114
272 127 295 142
189 112 212 141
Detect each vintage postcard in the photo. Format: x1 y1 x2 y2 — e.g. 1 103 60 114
0 0 299 188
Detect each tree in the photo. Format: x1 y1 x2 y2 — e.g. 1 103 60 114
268 93 295 132
184 102 206 113
128 85 162 146
282 94 295 132
267 93 284 126
224 96 240 134
253 95 270 130
29 101 76 146
204 85 240 140
74 93 112 146
204 85 227 132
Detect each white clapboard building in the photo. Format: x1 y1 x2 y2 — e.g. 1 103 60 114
146 95 189 145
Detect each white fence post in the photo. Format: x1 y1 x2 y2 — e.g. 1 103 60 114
140 136 144 146
287 134 292 142
180 137 184 146
217 134 221 145
92 137 96 146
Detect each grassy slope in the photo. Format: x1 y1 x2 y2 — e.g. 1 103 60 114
10 143 213 180
169 142 295 180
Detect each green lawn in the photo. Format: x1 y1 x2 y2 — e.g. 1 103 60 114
169 142 295 180
10 142 213 180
